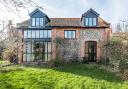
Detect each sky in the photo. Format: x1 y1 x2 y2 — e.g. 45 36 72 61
0 0 128 28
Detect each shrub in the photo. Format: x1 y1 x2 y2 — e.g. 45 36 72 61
48 57 64 67
1 49 15 63
103 37 128 73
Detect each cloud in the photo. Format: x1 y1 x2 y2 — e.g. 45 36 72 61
0 0 128 28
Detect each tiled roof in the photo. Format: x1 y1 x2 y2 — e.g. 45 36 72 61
17 17 110 28
49 18 81 27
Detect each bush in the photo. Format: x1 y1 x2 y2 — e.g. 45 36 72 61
104 38 128 73
48 57 64 67
1 49 15 63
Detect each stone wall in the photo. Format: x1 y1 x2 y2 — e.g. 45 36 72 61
52 28 109 62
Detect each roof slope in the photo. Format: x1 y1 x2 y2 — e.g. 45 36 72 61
17 17 110 28
82 8 100 17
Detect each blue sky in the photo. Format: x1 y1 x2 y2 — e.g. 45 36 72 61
0 0 128 27
36 0 128 24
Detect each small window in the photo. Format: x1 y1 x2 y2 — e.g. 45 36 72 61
85 17 97 26
24 30 27 38
93 18 96 26
32 18 35 26
72 31 76 38
36 18 40 26
85 18 89 26
44 30 47 38
47 30 51 38
64 30 76 39
36 30 40 38
40 30 44 38
40 18 44 26
31 18 44 27
89 18 93 26
31 30 36 38
27 30 31 38
65 31 67 38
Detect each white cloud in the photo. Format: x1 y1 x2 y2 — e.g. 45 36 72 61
0 0 128 29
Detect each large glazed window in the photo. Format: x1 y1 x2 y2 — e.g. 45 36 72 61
85 18 97 26
31 18 44 27
32 18 36 26
64 30 76 39
23 42 52 62
24 30 51 38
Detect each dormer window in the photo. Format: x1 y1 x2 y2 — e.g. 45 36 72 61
32 18 44 27
29 8 50 27
82 8 99 27
85 18 97 26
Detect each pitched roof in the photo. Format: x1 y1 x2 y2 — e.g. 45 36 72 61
82 8 100 17
49 18 81 27
17 17 110 28
29 8 47 16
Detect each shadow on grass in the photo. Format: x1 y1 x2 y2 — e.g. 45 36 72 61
26 64 123 83
0 65 24 73
52 64 123 83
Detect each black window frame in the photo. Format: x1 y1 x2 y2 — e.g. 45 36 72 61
85 17 97 27
31 17 44 27
23 30 51 39
64 30 76 39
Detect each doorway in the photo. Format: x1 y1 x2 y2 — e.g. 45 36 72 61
85 41 97 62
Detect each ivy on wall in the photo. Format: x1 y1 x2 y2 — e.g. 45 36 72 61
55 29 107 62
55 37 81 62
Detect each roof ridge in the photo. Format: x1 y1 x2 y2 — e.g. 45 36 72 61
50 18 80 19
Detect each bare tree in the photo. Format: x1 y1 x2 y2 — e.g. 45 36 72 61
115 23 122 33
0 0 43 17
0 0 43 61
119 19 128 32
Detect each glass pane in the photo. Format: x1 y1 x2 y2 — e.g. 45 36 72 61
31 54 34 61
40 30 44 38
48 30 51 38
31 30 36 38
26 42 31 53
45 53 47 61
72 31 76 38
85 18 88 26
65 31 67 38
45 43 47 53
23 54 26 61
24 30 27 38
48 54 51 61
48 42 51 53
23 43 26 53
68 31 72 38
40 42 45 61
40 18 44 26
27 30 31 38
32 18 35 26
93 18 97 26
27 54 31 62
44 30 47 38
45 43 47 61
89 18 93 26
36 30 40 38
31 42 34 53
36 18 40 26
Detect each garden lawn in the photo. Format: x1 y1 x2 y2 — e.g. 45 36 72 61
0 64 128 89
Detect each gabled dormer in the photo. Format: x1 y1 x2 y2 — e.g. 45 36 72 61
82 8 99 27
29 8 50 27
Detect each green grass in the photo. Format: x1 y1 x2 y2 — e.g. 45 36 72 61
0 64 128 89
0 60 3 65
